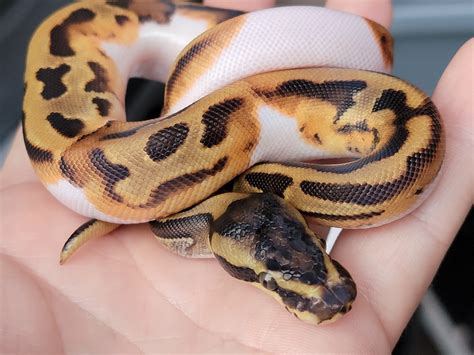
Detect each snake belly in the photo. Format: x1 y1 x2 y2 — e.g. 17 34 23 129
22 0 445 325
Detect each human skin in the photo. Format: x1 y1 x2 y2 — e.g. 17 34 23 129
1 0 473 353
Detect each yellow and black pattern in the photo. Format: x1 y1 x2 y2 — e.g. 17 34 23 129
23 0 444 325
235 69 444 228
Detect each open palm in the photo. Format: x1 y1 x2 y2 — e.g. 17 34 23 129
1 0 472 353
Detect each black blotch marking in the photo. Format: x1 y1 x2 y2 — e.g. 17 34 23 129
47 112 85 138
313 133 322 144
35 64 71 100
166 38 211 97
300 107 440 206
99 129 138 141
214 193 327 285
414 188 424 195
150 213 212 240
304 210 385 221
201 98 244 148
22 127 53 163
89 148 130 202
143 157 228 207
301 176 402 206
144 123 189 162
337 120 370 133
373 89 434 126
114 14 130 25
371 128 380 151
85 61 109 93
70 219 97 239
106 0 130 9
244 172 293 198
62 219 98 253
92 97 111 117
97 49 108 58
259 79 367 123
282 89 441 175
50 8 96 57
59 156 80 186
300 93 443 199
337 120 380 152
243 142 255 152
98 120 158 141
214 254 259 282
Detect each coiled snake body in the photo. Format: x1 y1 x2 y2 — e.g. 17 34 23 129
23 0 444 324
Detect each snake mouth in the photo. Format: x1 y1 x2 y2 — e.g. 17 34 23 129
274 278 357 324
316 259 358 322
317 280 357 321
258 264 357 324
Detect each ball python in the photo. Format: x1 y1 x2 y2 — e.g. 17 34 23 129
22 0 445 325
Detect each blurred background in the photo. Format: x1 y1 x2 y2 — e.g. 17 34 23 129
0 0 472 353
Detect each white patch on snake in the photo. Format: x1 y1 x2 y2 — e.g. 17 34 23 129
169 6 386 114
250 105 331 165
46 179 140 224
101 14 210 86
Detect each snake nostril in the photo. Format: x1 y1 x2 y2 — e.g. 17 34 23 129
258 272 278 291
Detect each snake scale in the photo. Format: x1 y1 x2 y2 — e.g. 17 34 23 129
23 0 444 325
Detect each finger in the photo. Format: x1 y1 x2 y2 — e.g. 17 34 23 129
204 0 275 11
333 39 473 346
326 0 392 28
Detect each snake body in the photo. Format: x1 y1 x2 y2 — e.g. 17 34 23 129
23 0 444 324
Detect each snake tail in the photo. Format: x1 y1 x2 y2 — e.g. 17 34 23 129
60 219 119 264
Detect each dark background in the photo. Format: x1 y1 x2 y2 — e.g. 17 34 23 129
1 1 472 353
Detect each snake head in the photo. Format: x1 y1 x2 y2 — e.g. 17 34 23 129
253 223 357 324
256 259 356 324
212 193 356 325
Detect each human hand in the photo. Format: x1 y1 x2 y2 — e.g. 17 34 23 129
1 0 472 352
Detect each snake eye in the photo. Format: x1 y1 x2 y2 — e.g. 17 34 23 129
258 272 278 291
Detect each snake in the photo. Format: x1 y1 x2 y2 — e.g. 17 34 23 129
22 0 445 325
